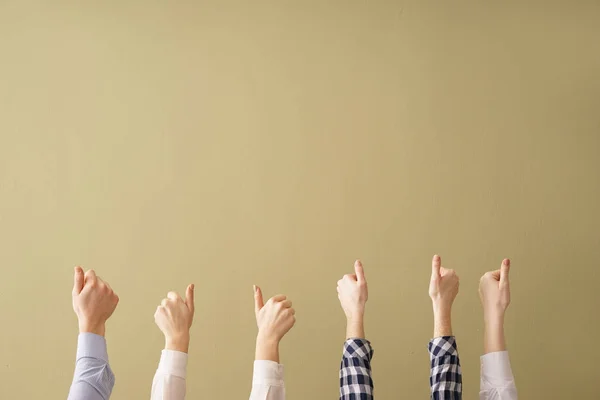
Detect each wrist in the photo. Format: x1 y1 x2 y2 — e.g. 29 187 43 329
79 321 106 337
432 301 452 317
346 317 365 339
255 334 280 362
165 333 190 353
484 311 506 326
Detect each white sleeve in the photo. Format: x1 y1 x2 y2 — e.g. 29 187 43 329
151 350 188 400
479 351 518 400
249 360 285 400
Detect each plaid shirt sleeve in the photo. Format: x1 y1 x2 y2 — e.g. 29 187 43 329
339 338 374 400
428 336 462 400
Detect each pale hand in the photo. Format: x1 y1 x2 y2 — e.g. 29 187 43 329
428 255 459 313
154 284 195 353
72 267 120 337
337 260 368 322
479 259 511 320
254 287 296 344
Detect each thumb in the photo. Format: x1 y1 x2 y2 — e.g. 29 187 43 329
185 284 195 312
431 255 442 279
354 260 366 284
500 259 510 284
72 266 84 295
254 285 264 316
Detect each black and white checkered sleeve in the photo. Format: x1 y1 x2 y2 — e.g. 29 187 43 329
339 338 374 400
428 336 462 400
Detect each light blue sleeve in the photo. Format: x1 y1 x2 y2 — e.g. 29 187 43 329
67 333 115 400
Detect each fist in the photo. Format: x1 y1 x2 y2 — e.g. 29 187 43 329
336 260 368 321
154 284 195 353
72 267 119 336
254 286 296 343
428 255 459 311
479 259 511 319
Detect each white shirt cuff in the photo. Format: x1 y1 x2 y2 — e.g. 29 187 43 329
253 360 285 387
480 351 515 388
158 349 189 379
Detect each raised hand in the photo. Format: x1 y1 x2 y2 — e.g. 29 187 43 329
337 260 368 339
72 266 119 337
254 286 296 362
479 259 511 320
154 284 195 353
428 255 459 337
479 259 511 353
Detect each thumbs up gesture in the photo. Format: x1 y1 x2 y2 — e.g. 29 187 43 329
428 255 460 313
479 259 511 321
254 287 296 344
72 267 119 337
336 260 369 323
154 284 195 353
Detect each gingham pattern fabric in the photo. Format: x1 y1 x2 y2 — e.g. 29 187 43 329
429 336 462 400
339 338 374 400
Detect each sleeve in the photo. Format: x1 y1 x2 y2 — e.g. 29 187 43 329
67 333 115 400
479 351 518 400
428 336 462 400
249 360 285 400
339 338 374 400
151 350 188 400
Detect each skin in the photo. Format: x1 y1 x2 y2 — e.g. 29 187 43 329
254 286 296 363
428 255 459 337
72 266 120 337
154 284 195 353
337 260 368 339
479 259 511 354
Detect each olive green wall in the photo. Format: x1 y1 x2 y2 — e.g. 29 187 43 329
1 1 599 399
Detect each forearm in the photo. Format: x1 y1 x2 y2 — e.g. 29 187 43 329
428 336 462 399
433 304 453 337
255 336 280 363
151 350 188 400
340 338 374 400
165 334 190 354
483 315 506 354
68 333 115 400
346 316 365 339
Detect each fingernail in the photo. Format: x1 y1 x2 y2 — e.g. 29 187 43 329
505 259 510 266
253 285 257 293
191 284 195 290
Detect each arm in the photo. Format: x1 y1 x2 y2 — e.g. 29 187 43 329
428 336 462 399
152 285 195 400
250 286 295 400
428 255 462 400
69 267 119 400
67 333 115 400
340 338 374 400
337 260 373 400
479 260 518 400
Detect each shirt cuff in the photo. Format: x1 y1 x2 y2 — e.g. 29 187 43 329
428 336 458 360
77 333 109 363
253 360 285 387
342 338 374 361
480 351 515 387
158 350 189 379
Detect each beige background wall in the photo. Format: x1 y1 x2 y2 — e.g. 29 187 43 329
1 1 599 399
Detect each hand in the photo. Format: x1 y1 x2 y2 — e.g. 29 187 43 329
479 259 511 353
479 259 511 322
254 286 295 362
72 266 119 337
154 284 195 353
337 260 368 338
428 255 459 337
428 255 459 313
